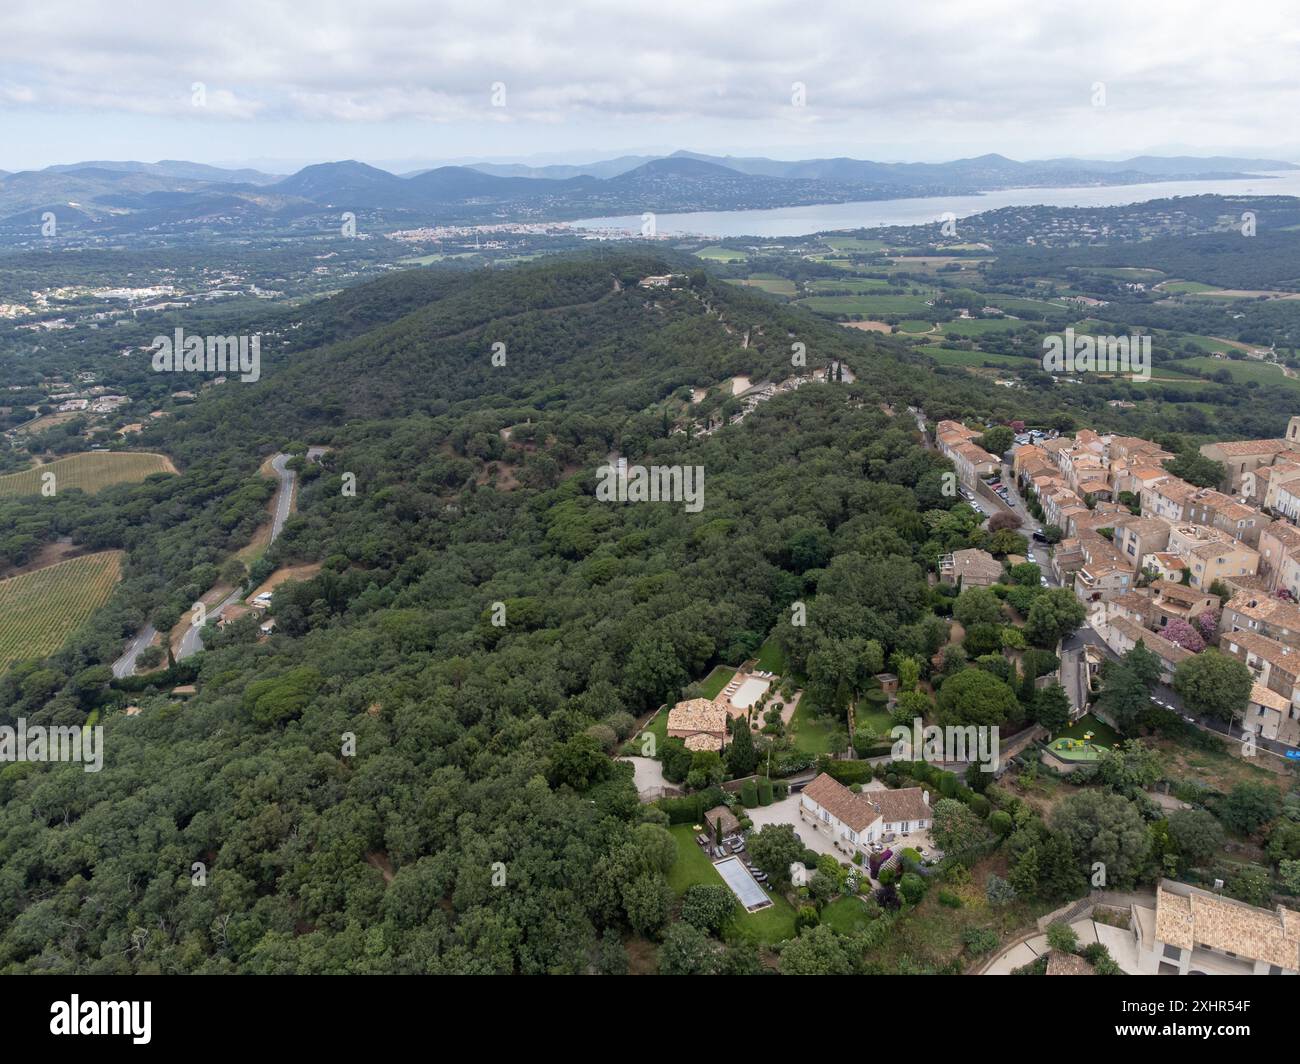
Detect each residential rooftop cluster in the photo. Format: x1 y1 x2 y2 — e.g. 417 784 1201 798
1009 417 1300 746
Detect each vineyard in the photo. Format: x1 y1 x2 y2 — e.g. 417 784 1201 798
0 452 176 497
0 550 124 672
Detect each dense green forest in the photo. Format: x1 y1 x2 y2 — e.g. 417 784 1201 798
3 247 1292 974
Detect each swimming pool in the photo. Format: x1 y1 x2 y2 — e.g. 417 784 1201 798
714 856 772 911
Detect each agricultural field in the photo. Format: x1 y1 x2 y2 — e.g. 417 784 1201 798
726 276 797 297
804 278 893 294
0 452 176 497
938 318 1026 336
0 550 124 672
1159 280 1223 295
1167 356 1300 392
796 294 935 317
694 245 748 262
822 236 886 252
922 346 1037 369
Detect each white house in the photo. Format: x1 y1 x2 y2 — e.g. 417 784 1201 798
1131 880 1299 975
798 772 932 857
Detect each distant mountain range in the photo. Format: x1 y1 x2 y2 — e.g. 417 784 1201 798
0 151 1295 245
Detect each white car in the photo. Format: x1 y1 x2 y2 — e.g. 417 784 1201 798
1039 577 1049 587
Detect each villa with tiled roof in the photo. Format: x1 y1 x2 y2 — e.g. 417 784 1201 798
799 773 932 859
1132 879 1300 975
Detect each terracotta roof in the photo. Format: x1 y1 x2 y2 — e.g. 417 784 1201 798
1204 438 1292 457
1151 580 1208 606
864 786 932 825
1223 629 1300 672
1225 594 1300 630
803 773 880 832
1108 617 1193 664
1155 879 1300 970
683 732 723 752
950 548 1002 581
1046 951 1095 976
801 773 932 832
667 698 727 735
1264 520 1300 549
1250 683 1291 713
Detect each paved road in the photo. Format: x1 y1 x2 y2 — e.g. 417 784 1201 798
111 623 158 678
112 452 294 676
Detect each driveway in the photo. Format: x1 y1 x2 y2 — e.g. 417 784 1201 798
746 796 843 860
618 757 673 800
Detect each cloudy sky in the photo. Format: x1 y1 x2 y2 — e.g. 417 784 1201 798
2 0 1297 173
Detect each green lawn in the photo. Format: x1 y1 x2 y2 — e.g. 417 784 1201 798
854 703 893 739
820 896 877 934
700 665 737 699
723 895 797 946
791 700 835 754
755 634 787 674
622 704 670 757
668 825 720 894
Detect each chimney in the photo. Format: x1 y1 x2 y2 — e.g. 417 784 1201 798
923 790 930 806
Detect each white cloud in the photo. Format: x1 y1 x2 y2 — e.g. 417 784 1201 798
0 0 1297 166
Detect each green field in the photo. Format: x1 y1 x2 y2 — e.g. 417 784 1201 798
0 551 124 672
898 319 934 333
940 318 1025 337
1168 356 1300 392
0 452 175 497
805 278 892 294
923 347 1037 369
822 236 886 252
980 295 1071 315
1160 280 1222 295
695 245 748 262
1084 267 1166 281
797 294 934 317
726 276 798 297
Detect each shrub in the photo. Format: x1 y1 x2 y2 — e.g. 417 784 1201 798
937 889 963 908
1046 921 1078 954
962 927 999 954
899 872 926 904
740 779 759 807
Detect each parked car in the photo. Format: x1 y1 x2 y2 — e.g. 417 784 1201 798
1039 577 1049 587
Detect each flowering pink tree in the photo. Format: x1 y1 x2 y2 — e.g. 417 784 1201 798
1164 617 1206 652
1194 609 1218 642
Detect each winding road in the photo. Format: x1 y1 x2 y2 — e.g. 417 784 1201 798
111 452 295 677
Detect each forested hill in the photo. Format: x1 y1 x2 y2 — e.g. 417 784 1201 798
0 251 1085 973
